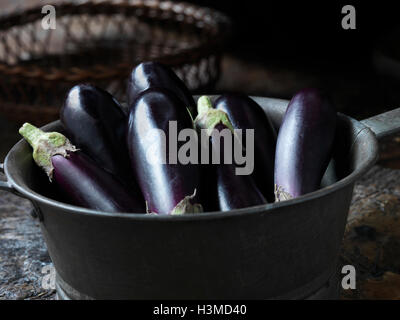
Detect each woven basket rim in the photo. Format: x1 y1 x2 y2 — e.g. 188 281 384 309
0 0 231 82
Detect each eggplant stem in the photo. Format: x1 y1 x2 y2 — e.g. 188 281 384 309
195 95 234 135
170 189 203 215
197 95 213 116
19 122 77 180
274 184 293 202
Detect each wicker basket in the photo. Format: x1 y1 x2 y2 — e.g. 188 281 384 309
0 0 230 125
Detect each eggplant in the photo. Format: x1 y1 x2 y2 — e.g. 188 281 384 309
274 88 336 201
19 123 145 213
127 88 202 215
127 61 196 117
215 94 277 202
212 123 267 211
60 84 134 187
195 96 267 211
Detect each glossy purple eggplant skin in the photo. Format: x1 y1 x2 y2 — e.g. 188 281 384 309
127 61 196 116
127 88 201 214
210 123 267 211
51 152 145 213
274 88 336 200
60 84 133 186
215 94 277 202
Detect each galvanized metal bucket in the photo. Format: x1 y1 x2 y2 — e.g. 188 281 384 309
1 96 399 299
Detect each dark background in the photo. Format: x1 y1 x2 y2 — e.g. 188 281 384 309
193 1 395 64
183 1 400 119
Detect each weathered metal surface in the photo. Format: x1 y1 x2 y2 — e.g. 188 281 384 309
1 165 399 299
0 98 378 300
361 108 400 139
0 98 398 299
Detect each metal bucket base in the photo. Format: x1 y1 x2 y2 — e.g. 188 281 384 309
55 271 340 300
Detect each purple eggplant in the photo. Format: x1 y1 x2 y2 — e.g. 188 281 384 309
195 96 267 211
213 124 267 211
215 94 277 202
127 61 196 116
19 123 145 213
127 88 202 215
274 88 336 201
60 84 134 187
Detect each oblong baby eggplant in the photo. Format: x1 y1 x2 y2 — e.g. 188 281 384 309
60 84 133 186
19 123 145 213
127 88 202 215
127 61 196 116
195 96 267 211
215 94 277 202
274 88 336 201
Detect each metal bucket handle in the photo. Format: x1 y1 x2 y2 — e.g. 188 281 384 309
0 163 42 219
361 107 400 139
0 163 13 192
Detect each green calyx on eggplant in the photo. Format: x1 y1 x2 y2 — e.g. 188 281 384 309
19 123 145 213
195 96 234 134
60 84 136 189
127 61 196 117
215 94 277 202
274 88 337 201
194 96 267 211
127 88 203 215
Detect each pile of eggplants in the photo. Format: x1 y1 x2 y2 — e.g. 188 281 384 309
20 61 337 214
